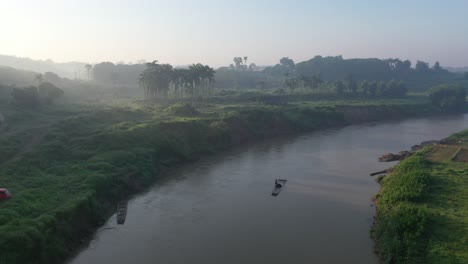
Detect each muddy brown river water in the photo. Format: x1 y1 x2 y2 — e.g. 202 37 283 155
70 114 468 264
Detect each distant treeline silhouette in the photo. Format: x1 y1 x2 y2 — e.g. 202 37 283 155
2 55 467 94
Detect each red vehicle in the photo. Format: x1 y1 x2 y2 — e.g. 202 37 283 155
0 188 11 200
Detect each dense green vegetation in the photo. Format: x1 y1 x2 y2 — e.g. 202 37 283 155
3 54 467 99
373 156 431 263
216 56 467 91
3 54 467 90
0 95 447 264
10 82 64 108
373 134 468 264
428 84 467 112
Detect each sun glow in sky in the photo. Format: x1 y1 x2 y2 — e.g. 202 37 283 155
0 0 467 67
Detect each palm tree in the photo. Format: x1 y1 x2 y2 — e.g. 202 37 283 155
138 60 175 100
138 70 150 99
233 57 243 70
85 64 92 80
34 73 43 84
204 65 215 97
181 68 194 99
138 61 215 102
158 64 174 99
189 64 203 98
172 69 182 99
138 61 159 99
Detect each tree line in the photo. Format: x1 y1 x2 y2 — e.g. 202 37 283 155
83 55 461 94
213 55 459 91
266 56 454 91
282 72 408 98
137 61 215 100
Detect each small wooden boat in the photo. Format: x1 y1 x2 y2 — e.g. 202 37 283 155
271 179 287 196
116 200 128 225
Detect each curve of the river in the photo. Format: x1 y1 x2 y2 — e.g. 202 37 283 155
70 114 468 264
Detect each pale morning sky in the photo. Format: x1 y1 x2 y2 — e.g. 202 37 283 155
0 0 467 67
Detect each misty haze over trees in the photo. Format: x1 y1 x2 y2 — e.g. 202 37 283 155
0 54 86 79
1 53 468 107
2 1 468 263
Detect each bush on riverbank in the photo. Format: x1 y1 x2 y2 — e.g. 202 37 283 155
373 155 431 263
428 84 466 112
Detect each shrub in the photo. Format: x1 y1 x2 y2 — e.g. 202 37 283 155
165 103 199 116
38 82 64 104
374 155 432 263
375 202 429 264
11 86 40 108
380 156 430 204
380 170 430 204
428 84 466 111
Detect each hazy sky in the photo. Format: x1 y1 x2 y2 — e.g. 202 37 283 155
0 0 467 67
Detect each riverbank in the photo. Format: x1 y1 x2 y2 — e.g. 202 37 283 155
372 131 468 263
0 99 451 263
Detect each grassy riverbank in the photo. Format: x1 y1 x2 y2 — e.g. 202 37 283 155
0 98 449 264
373 132 468 264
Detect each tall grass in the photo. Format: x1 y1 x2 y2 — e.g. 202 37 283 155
374 155 431 263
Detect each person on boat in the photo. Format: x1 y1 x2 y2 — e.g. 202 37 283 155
275 179 282 188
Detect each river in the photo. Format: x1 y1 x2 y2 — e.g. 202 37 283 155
69 114 468 264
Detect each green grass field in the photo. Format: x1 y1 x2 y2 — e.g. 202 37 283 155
374 133 468 264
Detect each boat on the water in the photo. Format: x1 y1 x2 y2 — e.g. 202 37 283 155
116 200 128 225
271 179 287 196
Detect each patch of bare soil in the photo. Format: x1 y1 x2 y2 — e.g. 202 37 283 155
427 144 460 162
452 148 468 163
